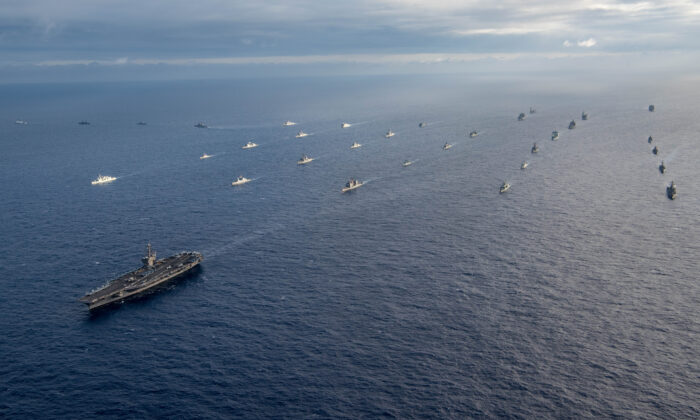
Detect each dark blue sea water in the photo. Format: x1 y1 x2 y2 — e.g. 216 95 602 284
1 76 699 418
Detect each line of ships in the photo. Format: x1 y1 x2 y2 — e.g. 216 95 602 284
81 103 674 311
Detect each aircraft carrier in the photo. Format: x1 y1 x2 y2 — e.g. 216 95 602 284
80 243 203 311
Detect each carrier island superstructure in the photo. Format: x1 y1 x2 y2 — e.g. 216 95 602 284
80 244 203 311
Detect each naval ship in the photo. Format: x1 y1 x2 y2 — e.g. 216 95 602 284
80 243 203 311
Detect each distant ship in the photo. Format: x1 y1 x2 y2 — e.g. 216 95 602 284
194 122 207 128
232 176 251 186
500 181 511 193
78 121 91 125
91 175 116 185
652 146 659 155
551 130 559 141
297 154 314 165
351 142 362 149
649 105 655 112
443 143 452 150
79 243 203 311
521 161 529 169
296 130 309 138
15 120 28 125
529 106 536 114
242 141 258 149
531 143 539 153
385 129 395 138
648 136 653 144
518 113 526 121
402 160 413 167
581 111 589 120
659 161 666 174
568 120 576 129
469 130 479 138
283 120 297 126
342 178 363 193
200 153 212 160
419 122 427 128
341 122 352 128
136 121 147 126
667 181 677 200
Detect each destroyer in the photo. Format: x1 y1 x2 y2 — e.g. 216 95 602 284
342 178 363 192
568 120 576 129
91 175 116 185
551 130 559 141
297 154 314 165
500 181 511 193
80 243 203 311
667 181 677 200
232 175 251 186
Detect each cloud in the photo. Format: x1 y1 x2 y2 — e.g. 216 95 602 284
33 51 624 67
0 0 698 72
577 38 597 48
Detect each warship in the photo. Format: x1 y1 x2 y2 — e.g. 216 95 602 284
80 243 203 311
648 136 653 144
518 112 526 121
568 120 576 129
581 111 589 120
649 104 655 112
667 181 677 200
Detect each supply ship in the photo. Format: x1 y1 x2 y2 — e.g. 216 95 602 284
80 243 203 311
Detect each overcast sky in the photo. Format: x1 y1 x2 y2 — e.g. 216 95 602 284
1 0 699 81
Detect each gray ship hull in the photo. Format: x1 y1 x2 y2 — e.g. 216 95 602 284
80 252 203 311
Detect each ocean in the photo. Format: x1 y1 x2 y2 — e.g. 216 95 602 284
1 75 698 418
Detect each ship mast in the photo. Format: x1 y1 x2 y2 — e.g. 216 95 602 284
142 242 156 268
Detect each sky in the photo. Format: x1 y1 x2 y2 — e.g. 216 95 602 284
1 0 699 82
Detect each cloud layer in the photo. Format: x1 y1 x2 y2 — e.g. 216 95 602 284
0 1 699 72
